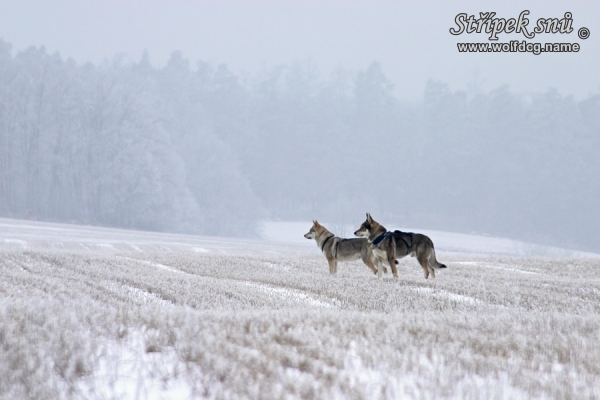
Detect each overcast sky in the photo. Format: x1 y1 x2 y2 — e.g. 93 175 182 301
1 0 598 101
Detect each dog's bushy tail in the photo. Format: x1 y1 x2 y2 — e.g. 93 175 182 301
428 249 447 269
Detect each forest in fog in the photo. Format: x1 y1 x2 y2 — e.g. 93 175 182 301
1 40 598 251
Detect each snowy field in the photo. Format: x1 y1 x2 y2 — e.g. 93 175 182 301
1 218 600 399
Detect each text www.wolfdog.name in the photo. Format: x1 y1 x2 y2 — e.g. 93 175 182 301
457 40 580 55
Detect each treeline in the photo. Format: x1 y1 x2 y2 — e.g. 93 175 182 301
1 40 598 250
0 43 260 236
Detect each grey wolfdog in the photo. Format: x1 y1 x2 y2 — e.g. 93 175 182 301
354 213 447 279
304 220 387 276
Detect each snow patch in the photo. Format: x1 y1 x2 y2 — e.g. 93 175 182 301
262 262 291 271
78 330 191 399
454 261 540 275
412 287 482 305
3 238 27 248
105 282 173 307
242 281 340 309
128 244 144 252
118 256 183 274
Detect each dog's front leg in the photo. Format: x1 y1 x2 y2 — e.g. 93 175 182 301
365 259 379 276
378 263 388 278
327 258 338 275
372 251 387 278
388 238 399 278
387 255 398 278
375 259 384 278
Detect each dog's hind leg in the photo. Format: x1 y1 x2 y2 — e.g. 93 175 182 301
417 254 431 279
428 265 436 279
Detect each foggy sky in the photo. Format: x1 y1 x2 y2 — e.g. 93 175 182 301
1 0 598 101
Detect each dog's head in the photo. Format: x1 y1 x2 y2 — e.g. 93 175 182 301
304 220 322 240
354 213 377 238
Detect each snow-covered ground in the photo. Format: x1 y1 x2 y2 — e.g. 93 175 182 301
262 221 599 257
0 218 311 254
1 218 599 399
2 218 596 257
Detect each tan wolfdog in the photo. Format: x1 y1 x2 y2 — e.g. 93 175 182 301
354 213 447 279
304 220 386 276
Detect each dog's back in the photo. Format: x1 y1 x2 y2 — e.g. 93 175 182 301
305 221 382 275
355 213 446 279
335 238 367 261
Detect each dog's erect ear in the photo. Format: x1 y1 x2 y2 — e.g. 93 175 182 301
313 220 319 226
366 213 372 223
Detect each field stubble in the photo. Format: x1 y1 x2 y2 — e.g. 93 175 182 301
1 247 599 399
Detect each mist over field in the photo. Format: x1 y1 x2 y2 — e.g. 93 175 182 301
1 45 599 251
1 1 599 251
